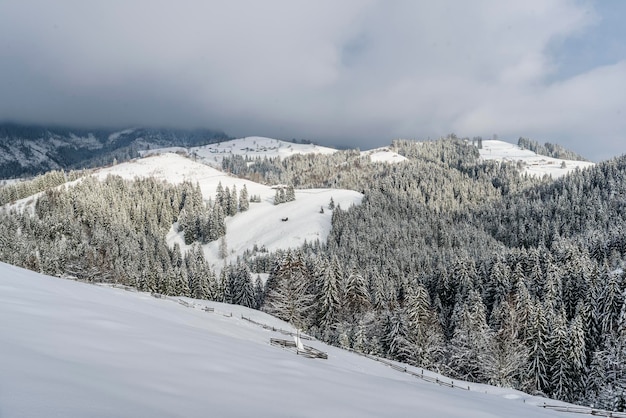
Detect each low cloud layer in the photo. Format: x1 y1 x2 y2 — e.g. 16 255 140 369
1 1 624 160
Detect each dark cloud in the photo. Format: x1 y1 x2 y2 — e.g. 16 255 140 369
1 0 624 160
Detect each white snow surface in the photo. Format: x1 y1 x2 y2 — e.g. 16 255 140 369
479 140 594 178
95 153 362 268
0 262 570 418
360 147 408 163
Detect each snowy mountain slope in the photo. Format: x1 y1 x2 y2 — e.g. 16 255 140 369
141 136 408 167
95 153 362 267
479 140 594 178
0 262 571 418
142 136 337 168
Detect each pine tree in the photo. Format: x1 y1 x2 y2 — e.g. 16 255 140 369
343 266 370 318
550 309 572 400
216 182 225 208
253 275 264 309
483 300 528 388
231 264 255 308
228 185 238 216
239 184 249 212
317 259 341 330
285 184 295 202
382 309 413 363
405 284 445 368
448 290 492 382
263 251 314 328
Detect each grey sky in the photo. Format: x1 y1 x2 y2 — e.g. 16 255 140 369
1 1 624 161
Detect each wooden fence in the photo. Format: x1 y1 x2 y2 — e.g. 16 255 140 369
346 348 469 391
541 404 626 417
240 315 314 340
270 338 328 359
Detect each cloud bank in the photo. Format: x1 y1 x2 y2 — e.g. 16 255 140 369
0 0 624 160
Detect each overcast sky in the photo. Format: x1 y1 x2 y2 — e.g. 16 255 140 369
1 1 624 160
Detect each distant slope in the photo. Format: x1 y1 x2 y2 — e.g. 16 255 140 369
0 123 229 178
96 153 363 268
142 136 407 168
0 262 571 418
517 137 588 161
360 146 408 163
478 140 594 178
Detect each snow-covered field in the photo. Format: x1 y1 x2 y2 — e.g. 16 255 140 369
0 262 571 418
96 153 362 268
479 140 594 178
360 146 408 163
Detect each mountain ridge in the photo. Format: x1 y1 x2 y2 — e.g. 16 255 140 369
0 122 229 178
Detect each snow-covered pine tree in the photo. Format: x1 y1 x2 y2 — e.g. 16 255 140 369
228 185 238 216
285 184 295 202
230 263 255 308
317 258 341 331
448 290 493 382
263 251 314 328
405 284 445 368
239 184 249 212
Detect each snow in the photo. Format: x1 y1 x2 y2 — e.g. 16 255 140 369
142 136 338 168
479 140 594 179
95 153 362 268
141 136 408 168
186 187 361 269
361 147 408 164
0 262 571 418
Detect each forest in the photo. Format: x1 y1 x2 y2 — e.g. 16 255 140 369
1 137 625 411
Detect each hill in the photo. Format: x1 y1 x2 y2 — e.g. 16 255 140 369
95 152 363 268
478 139 594 178
0 262 573 418
142 135 408 168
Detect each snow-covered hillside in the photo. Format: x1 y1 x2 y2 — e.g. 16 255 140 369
142 136 337 168
96 153 362 267
479 140 594 178
0 262 573 418
142 136 407 167
360 146 408 163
